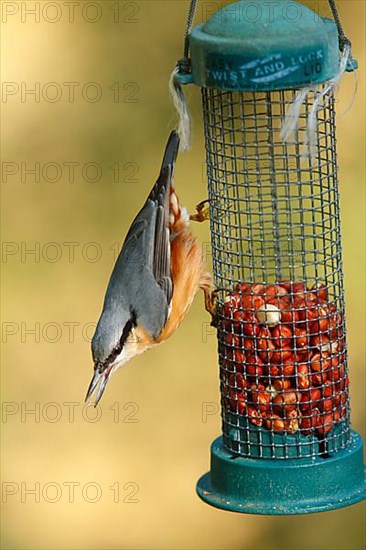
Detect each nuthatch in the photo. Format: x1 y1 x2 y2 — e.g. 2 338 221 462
86 131 214 405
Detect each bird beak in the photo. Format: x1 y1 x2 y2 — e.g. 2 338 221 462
85 364 113 407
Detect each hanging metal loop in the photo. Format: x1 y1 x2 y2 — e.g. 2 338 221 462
183 0 198 59
327 0 357 71
177 0 198 74
328 0 351 50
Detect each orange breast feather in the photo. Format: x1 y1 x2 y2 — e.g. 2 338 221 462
156 231 211 344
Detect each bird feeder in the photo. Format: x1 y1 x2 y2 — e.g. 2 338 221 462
176 0 365 514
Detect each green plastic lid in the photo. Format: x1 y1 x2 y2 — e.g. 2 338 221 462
188 0 340 91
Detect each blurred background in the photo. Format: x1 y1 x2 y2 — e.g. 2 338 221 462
1 1 365 549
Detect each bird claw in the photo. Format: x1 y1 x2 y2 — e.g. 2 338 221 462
204 288 221 328
190 200 210 223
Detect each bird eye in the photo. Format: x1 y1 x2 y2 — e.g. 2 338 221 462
96 362 104 374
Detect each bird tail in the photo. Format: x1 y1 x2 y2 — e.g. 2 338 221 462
149 131 180 203
161 130 180 173
149 131 187 237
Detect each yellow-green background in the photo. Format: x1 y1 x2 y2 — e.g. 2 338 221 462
1 1 365 549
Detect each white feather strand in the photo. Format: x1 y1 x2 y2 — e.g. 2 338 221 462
281 44 352 166
169 66 191 151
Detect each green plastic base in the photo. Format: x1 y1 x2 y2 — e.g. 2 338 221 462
197 431 366 515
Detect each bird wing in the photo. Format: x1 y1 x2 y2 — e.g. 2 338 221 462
122 196 173 303
120 165 173 336
152 167 173 304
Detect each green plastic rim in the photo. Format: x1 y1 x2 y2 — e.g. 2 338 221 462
188 0 340 91
196 432 366 515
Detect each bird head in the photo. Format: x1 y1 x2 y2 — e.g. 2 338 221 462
86 306 141 406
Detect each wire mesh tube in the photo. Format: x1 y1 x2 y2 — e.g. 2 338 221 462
202 87 351 459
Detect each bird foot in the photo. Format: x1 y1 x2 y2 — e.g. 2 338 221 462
204 288 220 328
190 200 210 223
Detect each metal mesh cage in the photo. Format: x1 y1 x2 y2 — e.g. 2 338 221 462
202 86 351 459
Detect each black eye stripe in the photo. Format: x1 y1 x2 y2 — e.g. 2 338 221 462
107 320 132 365
120 319 133 348
130 307 137 327
99 308 137 371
